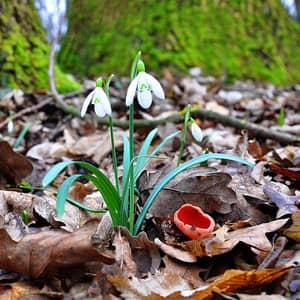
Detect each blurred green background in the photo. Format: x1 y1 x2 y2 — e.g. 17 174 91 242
1 0 300 92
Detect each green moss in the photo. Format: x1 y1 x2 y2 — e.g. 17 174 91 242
0 0 80 92
59 0 300 86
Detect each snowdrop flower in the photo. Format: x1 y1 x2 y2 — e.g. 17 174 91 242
81 77 112 118
190 119 203 142
126 60 164 109
7 117 14 134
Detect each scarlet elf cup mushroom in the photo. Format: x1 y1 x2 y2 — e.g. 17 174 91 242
174 204 215 239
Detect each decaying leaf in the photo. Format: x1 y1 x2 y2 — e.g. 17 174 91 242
183 267 291 299
108 267 291 299
120 228 161 276
0 141 33 186
154 238 197 263
264 185 299 218
162 256 205 288
108 271 194 299
26 141 67 160
0 190 81 233
113 230 137 276
183 219 289 257
139 163 237 217
0 220 114 278
0 281 41 299
284 211 300 242
67 130 124 164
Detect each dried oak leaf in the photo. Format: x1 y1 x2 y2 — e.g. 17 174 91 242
108 267 290 299
0 281 41 300
183 219 288 257
0 141 33 186
139 163 236 217
284 211 300 242
0 220 114 278
264 185 300 218
108 271 194 299
119 227 161 276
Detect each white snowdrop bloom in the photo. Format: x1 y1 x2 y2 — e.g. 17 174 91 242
7 119 14 134
191 122 203 142
126 71 165 109
81 87 112 118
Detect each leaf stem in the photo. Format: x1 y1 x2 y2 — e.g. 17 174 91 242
129 104 135 234
109 115 120 196
177 104 191 166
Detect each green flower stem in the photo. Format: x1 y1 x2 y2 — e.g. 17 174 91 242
109 115 120 196
177 104 191 166
129 104 135 234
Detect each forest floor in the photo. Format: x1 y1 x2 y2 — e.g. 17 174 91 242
0 69 300 299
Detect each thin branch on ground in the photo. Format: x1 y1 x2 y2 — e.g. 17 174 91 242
52 99 300 145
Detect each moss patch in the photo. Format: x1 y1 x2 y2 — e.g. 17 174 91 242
59 0 300 85
0 0 80 92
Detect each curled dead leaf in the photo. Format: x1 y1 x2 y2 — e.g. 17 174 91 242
0 141 33 186
0 220 114 278
183 219 289 257
154 238 197 263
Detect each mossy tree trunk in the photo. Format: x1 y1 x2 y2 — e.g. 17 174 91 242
0 0 50 91
0 0 80 93
59 0 300 85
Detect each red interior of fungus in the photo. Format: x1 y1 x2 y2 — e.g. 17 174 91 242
177 206 211 228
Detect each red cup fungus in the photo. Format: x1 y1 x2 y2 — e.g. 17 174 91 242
173 204 215 239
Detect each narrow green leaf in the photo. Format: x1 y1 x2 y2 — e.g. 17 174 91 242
134 131 180 181
134 128 158 179
57 173 122 225
43 161 121 208
42 160 75 187
122 135 130 195
14 123 31 148
66 196 106 214
134 153 254 235
57 174 83 216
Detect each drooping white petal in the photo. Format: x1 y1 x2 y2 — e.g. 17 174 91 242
81 90 95 117
94 102 106 117
98 88 112 115
137 90 152 109
191 123 203 142
125 75 139 106
144 73 165 100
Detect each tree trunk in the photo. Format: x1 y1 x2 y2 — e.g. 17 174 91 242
0 0 80 92
58 0 300 85
0 0 50 91
295 0 300 22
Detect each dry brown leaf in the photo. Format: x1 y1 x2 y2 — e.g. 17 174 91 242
183 219 289 257
0 220 114 278
67 130 124 164
283 211 300 242
120 228 161 276
26 141 67 160
0 140 33 186
154 238 197 263
264 185 299 218
113 230 137 276
0 281 41 300
139 164 236 217
162 256 205 288
108 271 193 299
0 190 81 233
108 267 290 299
181 267 291 299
